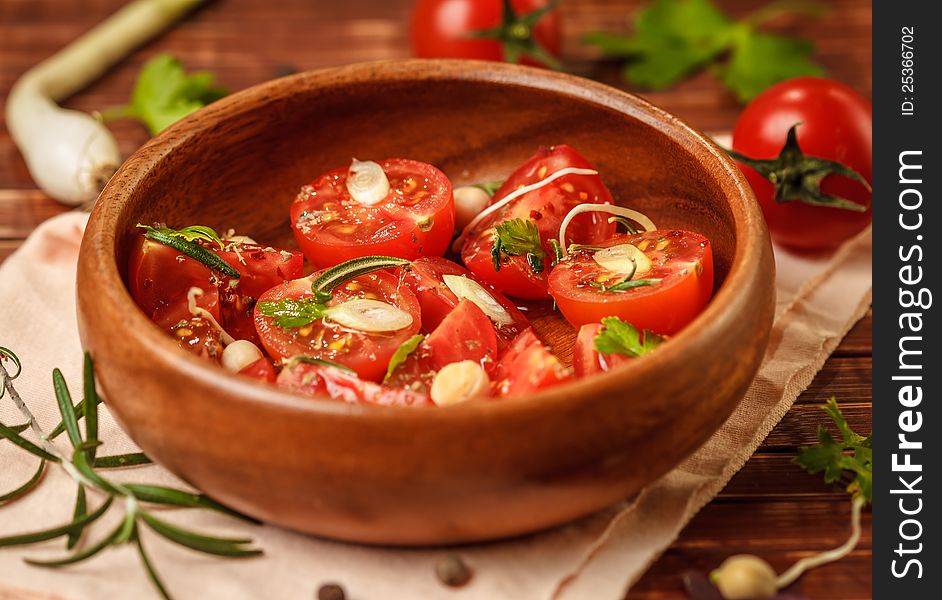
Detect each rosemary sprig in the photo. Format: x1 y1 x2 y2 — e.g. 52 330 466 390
136 224 240 279
590 277 662 292
0 347 262 599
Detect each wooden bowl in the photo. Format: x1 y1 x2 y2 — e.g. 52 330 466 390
77 60 774 545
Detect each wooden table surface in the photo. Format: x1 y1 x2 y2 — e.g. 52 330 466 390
0 0 872 598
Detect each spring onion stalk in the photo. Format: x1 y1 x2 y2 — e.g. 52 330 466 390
592 243 652 276
6 0 205 206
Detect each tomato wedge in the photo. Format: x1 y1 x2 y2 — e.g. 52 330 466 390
493 329 573 396
237 357 277 383
254 271 422 382
460 145 616 299
290 159 455 268
572 323 630 377
278 360 431 407
387 300 499 393
548 230 714 335
399 256 529 345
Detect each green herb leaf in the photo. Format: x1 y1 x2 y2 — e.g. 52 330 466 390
309 255 411 303
124 483 253 522
137 224 225 249
285 356 357 374
384 335 425 383
93 453 153 469
0 460 46 504
584 0 825 102
471 180 506 196
82 354 99 461
256 298 329 329
548 239 564 266
137 224 240 278
491 218 546 274
593 316 663 357
65 485 87 549
795 397 872 503
123 54 228 135
0 421 58 462
608 215 639 235
140 511 262 557
25 519 125 567
52 368 82 450
590 277 662 292
0 496 113 548
134 530 173 600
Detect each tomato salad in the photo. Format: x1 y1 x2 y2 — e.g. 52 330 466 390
128 145 715 407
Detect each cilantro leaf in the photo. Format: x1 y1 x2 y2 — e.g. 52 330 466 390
383 335 425 383
583 0 825 102
794 397 872 503
593 316 663 357
256 298 329 329
124 54 228 135
719 31 824 102
491 218 546 274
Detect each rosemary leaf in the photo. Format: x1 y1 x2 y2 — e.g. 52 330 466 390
0 460 46 504
83 354 99 460
72 448 123 496
65 485 87 549
134 529 173 600
25 519 124 567
124 483 254 522
7 422 29 434
48 397 87 440
94 453 153 469
0 422 58 462
0 496 113 547
139 511 261 557
52 368 83 450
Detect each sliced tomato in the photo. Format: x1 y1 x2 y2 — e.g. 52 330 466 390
548 230 714 335
493 329 573 396
254 271 422 382
277 360 431 407
460 145 616 299
290 159 455 268
237 357 277 383
167 316 224 363
400 256 529 345
572 323 631 377
387 300 499 392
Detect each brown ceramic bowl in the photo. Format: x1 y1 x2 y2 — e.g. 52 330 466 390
77 60 774 545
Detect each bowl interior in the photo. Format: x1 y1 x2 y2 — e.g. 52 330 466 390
113 62 738 363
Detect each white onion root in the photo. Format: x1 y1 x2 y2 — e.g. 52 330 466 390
558 203 657 252
5 0 205 206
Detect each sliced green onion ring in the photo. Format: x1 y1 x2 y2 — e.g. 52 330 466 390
324 299 414 333
557 203 657 253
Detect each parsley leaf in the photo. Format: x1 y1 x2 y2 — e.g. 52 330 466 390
122 54 228 135
795 397 872 503
584 0 825 102
256 298 329 329
383 334 425 383
593 316 663 357
491 218 546 273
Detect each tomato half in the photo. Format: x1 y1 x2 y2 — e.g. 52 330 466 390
410 0 561 68
254 271 422 382
290 159 454 268
278 360 431 407
493 329 573 396
237 357 277 383
387 300 499 393
460 145 616 299
732 77 872 250
548 230 714 335
572 323 630 377
400 256 529 345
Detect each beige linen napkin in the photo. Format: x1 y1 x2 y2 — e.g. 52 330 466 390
1 211 871 600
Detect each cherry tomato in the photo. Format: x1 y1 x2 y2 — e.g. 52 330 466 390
461 145 616 299
278 360 431 407
290 159 454 268
400 256 529 345
493 329 572 395
254 271 422 382
548 230 714 335
732 77 872 250
410 0 561 68
572 323 630 377
168 317 224 362
387 300 499 393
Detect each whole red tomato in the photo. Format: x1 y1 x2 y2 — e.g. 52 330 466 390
410 0 561 68
731 77 872 251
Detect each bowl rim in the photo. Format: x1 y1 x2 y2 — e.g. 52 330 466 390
83 58 768 425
